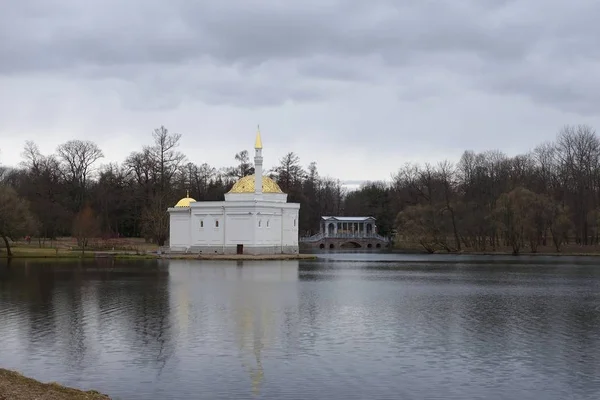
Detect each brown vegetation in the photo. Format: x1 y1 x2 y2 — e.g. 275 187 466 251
0 185 38 257
0 368 109 400
72 204 101 255
2 123 600 256
390 124 600 255
0 126 344 253
8 237 158 254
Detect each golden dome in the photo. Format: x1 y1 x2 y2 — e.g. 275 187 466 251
174 191 196 207
228 174 283 194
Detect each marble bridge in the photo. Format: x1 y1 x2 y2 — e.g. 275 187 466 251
299 216 391 249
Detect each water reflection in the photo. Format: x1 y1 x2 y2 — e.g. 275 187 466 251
168 260 299 396
1 257 600 399
0 259 172 393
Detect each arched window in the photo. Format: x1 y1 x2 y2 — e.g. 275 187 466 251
267 220 270 227
215 220 219 228
200 220 204 228
258 220 262 227
293 218 297 227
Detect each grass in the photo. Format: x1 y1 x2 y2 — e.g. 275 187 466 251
1 237 158 259
1 247 155 259
0 368 110 400
7 247 97 258
393 241 600 256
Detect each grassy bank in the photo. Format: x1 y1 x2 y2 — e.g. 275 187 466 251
2 246 317 261
392 242 600 256
1 237 158 259
0 247 156 259
0 368 109 400
2 238 319 261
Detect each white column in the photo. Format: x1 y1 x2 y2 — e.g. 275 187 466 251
254 126 263 196
255 149 263 195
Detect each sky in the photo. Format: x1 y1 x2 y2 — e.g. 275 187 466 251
1 0 600 183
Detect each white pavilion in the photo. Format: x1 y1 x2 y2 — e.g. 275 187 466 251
166 129 300 255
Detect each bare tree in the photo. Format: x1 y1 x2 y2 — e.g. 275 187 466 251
72 204 101 255
148 126 186 192
437 160 461 251
273 152 306 192
555 124 600 244
232 150 254 178
57 139 104 209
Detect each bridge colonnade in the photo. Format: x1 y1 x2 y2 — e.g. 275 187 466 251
318 216 378 238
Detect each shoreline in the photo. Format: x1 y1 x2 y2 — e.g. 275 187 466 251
387 249 600 257
159 253 317 260
1 248 318 261
0 368 110 399
5 246 600 260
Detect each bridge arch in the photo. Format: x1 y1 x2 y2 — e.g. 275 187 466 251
340 241 362 248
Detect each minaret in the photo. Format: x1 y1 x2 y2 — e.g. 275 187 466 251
254 125 263 196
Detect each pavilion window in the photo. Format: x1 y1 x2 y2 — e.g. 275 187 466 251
258 220 262 228
215 220 219 228
267 220 270 228
200 220 204 228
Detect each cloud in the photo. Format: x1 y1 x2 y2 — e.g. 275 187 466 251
1 0 600 180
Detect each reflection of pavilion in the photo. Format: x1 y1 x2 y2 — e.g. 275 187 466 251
234 298 270 395
168 260 299 396
231 261 299 395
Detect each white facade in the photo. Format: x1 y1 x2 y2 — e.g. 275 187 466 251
167 130 300 255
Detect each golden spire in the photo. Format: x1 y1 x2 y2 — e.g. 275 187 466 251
255 125 263 149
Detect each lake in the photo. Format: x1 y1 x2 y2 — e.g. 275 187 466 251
1 253 600 399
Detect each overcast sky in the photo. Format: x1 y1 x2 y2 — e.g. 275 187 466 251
1 0 599 182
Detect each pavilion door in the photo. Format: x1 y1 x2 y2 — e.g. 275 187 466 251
236 244 243 254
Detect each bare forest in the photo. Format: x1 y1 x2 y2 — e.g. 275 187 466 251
2 124 600 255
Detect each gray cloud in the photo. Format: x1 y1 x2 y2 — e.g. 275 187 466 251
2 0 600 180
3 0 595 110
2 1 596 92
1 1 537 72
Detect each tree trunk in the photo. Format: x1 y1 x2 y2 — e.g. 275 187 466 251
553 236 562 252
1 235 12 257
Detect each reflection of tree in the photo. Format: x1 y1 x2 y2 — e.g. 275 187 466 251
1 260 175 376
0 261 61 358
94 263 174 375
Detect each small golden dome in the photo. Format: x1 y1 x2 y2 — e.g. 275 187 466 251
228 174 283 194
174 191 196 207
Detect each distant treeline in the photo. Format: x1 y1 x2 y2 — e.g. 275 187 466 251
1 124 600 255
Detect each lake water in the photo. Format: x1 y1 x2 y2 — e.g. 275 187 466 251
1 253 600 399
